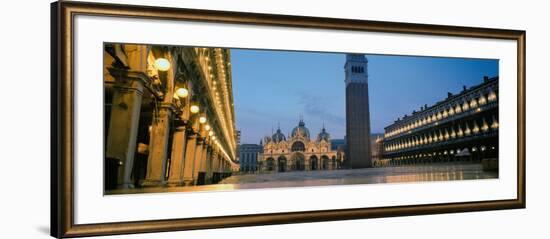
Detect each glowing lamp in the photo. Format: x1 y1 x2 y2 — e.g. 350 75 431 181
175 88 189 98
211 136 216 140
154 58 170 71
190 105 200 114
209 131 214 137
205 124 211 131
199 116 207 124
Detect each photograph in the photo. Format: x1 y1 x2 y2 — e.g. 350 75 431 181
103 43 499 195
47 2 527 237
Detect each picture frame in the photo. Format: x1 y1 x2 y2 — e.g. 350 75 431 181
51 1 526 238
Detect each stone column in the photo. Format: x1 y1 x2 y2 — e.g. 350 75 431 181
206 148 217 184
211 150 220 183
198 143 210 185
142 103 173 187
105 69 147 189
222 160 228 178
192 139 204 184
182 134 198 185
217 156 224 180
286 160 292 172
166 125 187 186
219 160 224 179
204 145 213 184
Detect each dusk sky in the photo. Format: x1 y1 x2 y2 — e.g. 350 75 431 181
231 49 498 144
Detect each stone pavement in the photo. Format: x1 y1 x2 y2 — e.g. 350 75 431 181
106 163 497 195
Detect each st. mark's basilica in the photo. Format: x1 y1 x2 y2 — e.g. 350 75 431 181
258 119 343 172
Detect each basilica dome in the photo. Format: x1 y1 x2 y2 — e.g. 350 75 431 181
271 128 286 143
317 127 330 141
291 119 310 139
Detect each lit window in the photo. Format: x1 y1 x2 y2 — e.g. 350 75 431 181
462 101 469 111
470 98 478 108
488 91 497 101
478 95 487 105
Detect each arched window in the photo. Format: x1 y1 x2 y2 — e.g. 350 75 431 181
291 141 306 152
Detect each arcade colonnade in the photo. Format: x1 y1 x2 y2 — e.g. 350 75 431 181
104 44 238 189
380 77 499 167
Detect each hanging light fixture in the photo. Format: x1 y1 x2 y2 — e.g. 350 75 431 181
175 87 189 98
154 58 170 71
199 116 207 124
205 124 211 131
190 105 200 114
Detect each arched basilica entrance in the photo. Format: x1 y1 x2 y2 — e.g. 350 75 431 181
321 155 330 170
277 156 287 172
291 153 306 171
266 158 275 171
310 155 318 170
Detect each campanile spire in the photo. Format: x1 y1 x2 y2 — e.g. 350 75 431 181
344 54 372 168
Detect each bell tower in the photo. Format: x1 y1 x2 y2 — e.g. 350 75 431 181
344 54 372 168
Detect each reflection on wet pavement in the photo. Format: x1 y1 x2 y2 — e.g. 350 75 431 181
106 163 497 195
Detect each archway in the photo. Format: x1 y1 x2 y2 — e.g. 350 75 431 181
291 141 305 152
266 158 275 171
277 156 287 172
309 155 318 170
291 153 305 171
321 155 330 170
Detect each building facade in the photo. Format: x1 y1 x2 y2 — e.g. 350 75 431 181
103 44 238 189
238 144 262 172
258 119 342 172
371 133 384 165
345 54 373 168
382 76 499 166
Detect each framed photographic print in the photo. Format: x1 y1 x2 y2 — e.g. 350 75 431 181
51 1 526 238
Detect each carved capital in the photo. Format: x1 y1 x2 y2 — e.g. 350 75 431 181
108 67 150 85
158 102 176 112
187 134 197 140
173 118 189 128
196 136 205 145
174 125 186 132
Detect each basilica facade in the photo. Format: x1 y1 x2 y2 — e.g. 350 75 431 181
259 119 342 172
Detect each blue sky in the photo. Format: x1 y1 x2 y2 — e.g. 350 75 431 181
231 49 498 144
